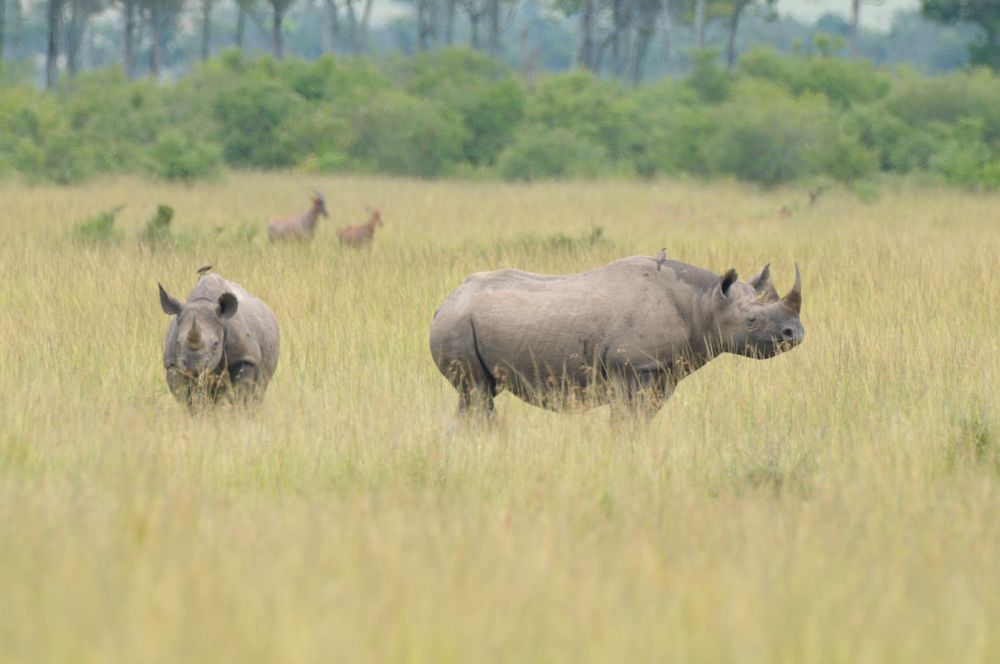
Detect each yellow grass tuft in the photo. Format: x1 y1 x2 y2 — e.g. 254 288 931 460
0 173 997 662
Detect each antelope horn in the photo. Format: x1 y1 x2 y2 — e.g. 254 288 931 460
782 263 802 313
186 318 203 349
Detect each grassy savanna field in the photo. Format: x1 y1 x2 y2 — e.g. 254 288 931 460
0 173 998 662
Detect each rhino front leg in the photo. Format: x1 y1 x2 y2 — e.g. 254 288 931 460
228 361 264 404
611 371 674 423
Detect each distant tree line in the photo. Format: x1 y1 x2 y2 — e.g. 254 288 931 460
4 46 1000 190
0 0 988 88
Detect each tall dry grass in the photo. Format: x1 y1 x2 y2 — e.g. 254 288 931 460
0 173 998 662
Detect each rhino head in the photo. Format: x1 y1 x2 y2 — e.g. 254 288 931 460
159 284 239 376
711 263 804 359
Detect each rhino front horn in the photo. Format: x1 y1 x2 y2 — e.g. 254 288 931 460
186 318 203 350
783 263 802 313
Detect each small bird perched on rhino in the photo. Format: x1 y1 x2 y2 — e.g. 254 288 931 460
337 207 383 248
429 255 804 422
267 191 328 242
158 269 280 409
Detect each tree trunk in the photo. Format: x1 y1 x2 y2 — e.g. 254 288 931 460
416 0 435 51
520 25 537 89
324 0 339 51
359 0 373 52
445 0 455 44
45 0 62 88
631 25 653 84
272 7 284 59
662 0 672 68
725 0 748 69
66 1 85 77
11 0 22 59
124 0 136 78
849 0 860 56
469 13 480 48
694 0 704 49
201 0 212 60
150 3 162 79
235 3 245 48
343 0 356 51
578 0 594 70
487 0 499 57
0 0 6 61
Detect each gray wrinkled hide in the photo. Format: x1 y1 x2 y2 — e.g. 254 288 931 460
161 273 280 407
429 256 804 420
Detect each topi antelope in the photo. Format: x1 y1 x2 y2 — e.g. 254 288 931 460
337 207 383 248
267 191 328 242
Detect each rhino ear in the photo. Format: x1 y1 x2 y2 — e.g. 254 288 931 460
159 283 182 316
719 269 739 298
217 292 238 319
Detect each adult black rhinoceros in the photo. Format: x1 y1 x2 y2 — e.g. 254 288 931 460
158 270 280 408
429 255 803 421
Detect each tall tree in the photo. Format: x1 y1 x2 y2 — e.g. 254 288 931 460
694 0 704 47
323 0 340 50
444 0 455 44
486 0 501 57
561 0 596 70
0 0 6 61
922 0 1000 69
121 0 137 77
45 0 64 88
200 0 213 60
341 0 374 53
413 0 440 51
143 0 185 79
264 0 295 58
849 0 884 56
460 0 488 48
234 0 262 49
66 0 103 76
630 0 662 82
10 0 22 60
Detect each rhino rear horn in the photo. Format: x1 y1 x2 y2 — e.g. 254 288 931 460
782 263 802 313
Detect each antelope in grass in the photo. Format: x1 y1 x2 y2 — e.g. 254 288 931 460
267 191 328 242
337 207 383 248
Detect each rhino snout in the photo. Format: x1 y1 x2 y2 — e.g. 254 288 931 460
781 324 804 346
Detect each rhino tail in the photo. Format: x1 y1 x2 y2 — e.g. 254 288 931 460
468 318 497 395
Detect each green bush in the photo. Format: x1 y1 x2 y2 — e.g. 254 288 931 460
347 92 469 177
150 131 222 182
497 126 610 181
3 50 1000 188
213 76 305 168
700 83 832 186
527 72 640 160
393 49 526 165
137 205 175 246
72 206 124 244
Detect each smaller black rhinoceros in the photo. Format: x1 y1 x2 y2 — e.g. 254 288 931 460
429 255 804 421
158 271 280 407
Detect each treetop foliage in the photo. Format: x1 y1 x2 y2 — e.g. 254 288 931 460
4 46 1000 188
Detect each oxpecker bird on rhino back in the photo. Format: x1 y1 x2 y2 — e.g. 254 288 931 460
429 255 804 421
158 271 280 408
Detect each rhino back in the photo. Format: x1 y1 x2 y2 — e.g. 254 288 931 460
432 256 705 384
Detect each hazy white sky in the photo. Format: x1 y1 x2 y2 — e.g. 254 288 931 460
779 0 919 30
